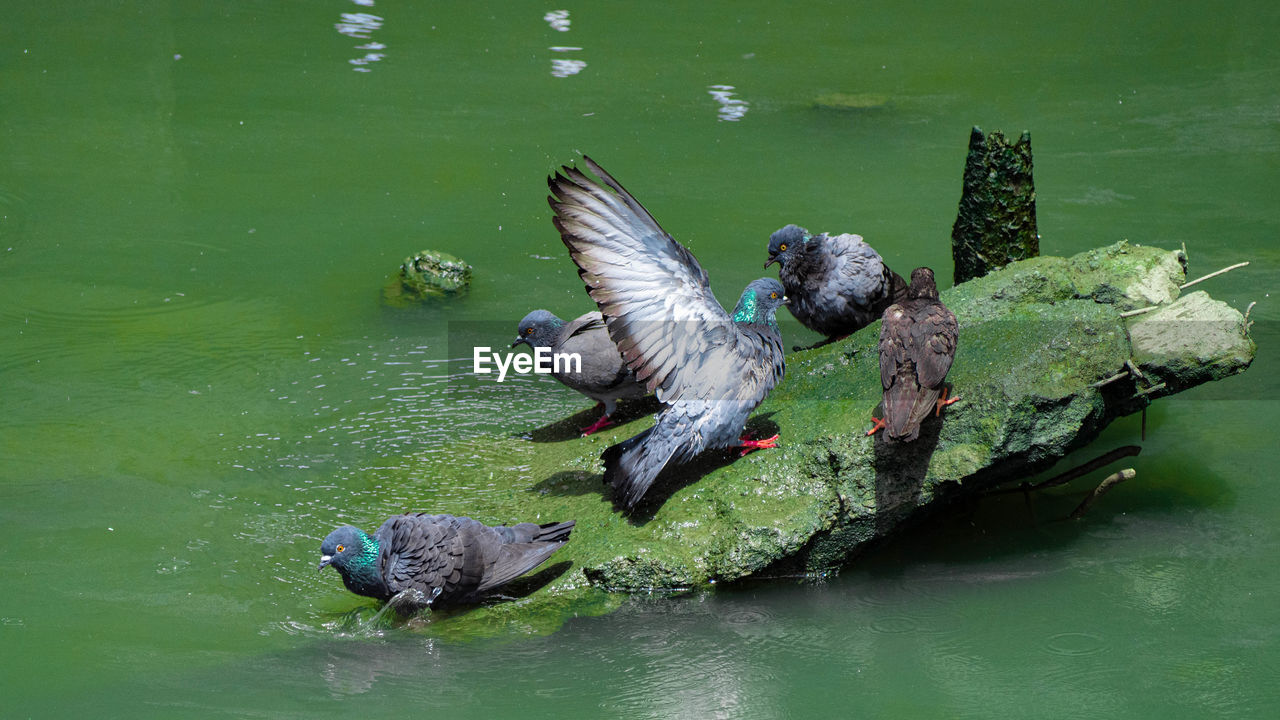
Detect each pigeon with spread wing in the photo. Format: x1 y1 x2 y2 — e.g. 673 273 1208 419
547 157 788 511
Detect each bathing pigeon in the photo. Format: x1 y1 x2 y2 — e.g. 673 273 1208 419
548 157 788 511
318 513 575 607
765 224 907 339
868 267 959 442
512 309 649 436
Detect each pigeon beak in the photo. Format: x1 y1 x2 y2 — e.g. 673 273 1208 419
510 337 526 349
783 295 791 305
318 555 333 571
764 257 777 269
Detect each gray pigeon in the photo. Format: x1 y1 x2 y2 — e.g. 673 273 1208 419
318 513 575 607
548 157 788 511
868 267 959 442
765 224 907 339
512 309 649 435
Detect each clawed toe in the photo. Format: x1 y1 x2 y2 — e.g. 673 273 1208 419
738 433 780 456
866 416 887 436
580 414 615 437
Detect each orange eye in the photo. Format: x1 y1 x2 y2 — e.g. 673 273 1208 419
779 243 787 251
771 292 778 299
336 544 345 553
525 328 534 335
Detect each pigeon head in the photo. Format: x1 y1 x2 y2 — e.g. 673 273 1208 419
764 224 812 269
318 525 378 575
906 267 940 301
512 309 566 349
732 278 789 326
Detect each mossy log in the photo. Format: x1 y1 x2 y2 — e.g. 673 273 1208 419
359 242 1253 636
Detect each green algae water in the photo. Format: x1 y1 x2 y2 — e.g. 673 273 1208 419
3 1 1277 716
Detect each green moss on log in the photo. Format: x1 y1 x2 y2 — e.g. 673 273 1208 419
347 242 1253 637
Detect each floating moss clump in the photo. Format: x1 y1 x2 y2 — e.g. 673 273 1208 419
813 92 889 112
383 249 472 305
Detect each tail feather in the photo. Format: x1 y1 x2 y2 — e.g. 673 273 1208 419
884 367 924 441
502 519 576 544
474 520 576 595
532 519 576 544
602 424 684 510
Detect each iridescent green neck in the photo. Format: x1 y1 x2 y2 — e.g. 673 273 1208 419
339 529 384 598
352 529 380 570
732 289 758 323
733 291 777 328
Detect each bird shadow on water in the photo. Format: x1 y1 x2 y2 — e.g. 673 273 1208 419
524 396 663 443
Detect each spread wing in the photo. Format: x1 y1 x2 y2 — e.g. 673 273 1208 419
548 157 740 405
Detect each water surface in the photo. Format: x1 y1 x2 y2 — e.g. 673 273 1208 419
2 1 1277 716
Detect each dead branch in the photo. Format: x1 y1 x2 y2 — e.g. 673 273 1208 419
1070 469 1137 519
1180 261 1249 290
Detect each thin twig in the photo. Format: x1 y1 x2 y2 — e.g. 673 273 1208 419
1130 382 1166 399
1244 301 1257 334
1070 468 1137 519
1125 359 1145 382
1180 261 1250 290
1120 305 1158 318
1091 370 1129 388
988 446 1142 495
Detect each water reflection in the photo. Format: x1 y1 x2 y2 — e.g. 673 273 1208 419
544 9 586 78
708 84 749 122
544 9 571 32
335 1 386 72
550 49 587 78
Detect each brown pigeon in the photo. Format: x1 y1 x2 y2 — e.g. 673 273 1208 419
868 267 959 441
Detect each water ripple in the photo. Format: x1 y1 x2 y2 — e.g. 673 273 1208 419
1043 631 1107 657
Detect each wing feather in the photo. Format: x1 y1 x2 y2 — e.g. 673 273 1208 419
549 158 752 405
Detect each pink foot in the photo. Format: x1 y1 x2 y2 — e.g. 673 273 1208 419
935 388 960 417
866 416 887 436
737 433 779 457
580 414 615 437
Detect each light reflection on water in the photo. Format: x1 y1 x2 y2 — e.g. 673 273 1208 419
545 9 586 77
335 1 386 72
708 84 749 121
